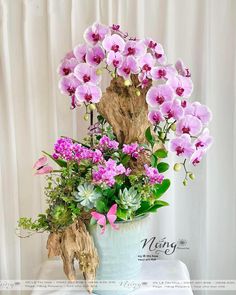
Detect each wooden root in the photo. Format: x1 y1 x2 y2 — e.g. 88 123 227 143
46 220 99 294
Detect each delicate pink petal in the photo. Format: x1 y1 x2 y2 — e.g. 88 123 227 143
151 66 176 81
148 110 164 124
86 45 105 67
168 75 193 98
73 44 88 63
185 102 212 124
102 34 125 53
84 22 110 45
175 59 191 77
124 40 146 57
75 83 102 103
74 63 101 85
33 156 48 169
160 99 183 120
194 128 213 150
170 134 195 157
107 51 123 68
190 149 206 166
58 58 78 76
35 166 53 175
176 115 202 136
58 74 80 96
146 85 174 107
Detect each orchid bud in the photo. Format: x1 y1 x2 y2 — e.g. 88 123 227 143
183 179 188 186
89 104 96 111
160 132 165 140
111 72 116 78
171 123 176 131
189 173 195 180
124 80 132 87
83 114 89 121
174 163 182 172
135 90 141 96
96 68 103 75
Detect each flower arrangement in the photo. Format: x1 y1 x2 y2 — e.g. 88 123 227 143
18 22 212 292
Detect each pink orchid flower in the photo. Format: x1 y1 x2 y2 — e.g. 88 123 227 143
33 156 53 175
74 63 101 85
168 75 193 98
190 149 206 166
146 84 174 107
102 34 125 53
117 56 139 79
194 128 213 150
123 40 146 57
148 110 164 125
58 74 80 96
160 99 184 120
91 204 119 234
138 53 155 77
151 65 176 81
185 102 212 124
75 82 102 103
176 115 202 136
175 59 191 77
106 51 124 68
84 22 110 45
86 45 105 67
73 44 88 63
170 134 195 157
138 72 150 88
153 43 167 65
58 58 78 76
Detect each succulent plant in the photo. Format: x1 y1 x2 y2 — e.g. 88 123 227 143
117 187 141 211
73 183 101 209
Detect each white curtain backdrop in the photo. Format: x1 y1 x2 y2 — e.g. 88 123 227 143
1 0 236 293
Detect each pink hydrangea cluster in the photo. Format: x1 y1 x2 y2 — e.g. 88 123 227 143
98 135 119 150
122 143 143 159
144 164 164 185
92 159 130 187
53 137 103 163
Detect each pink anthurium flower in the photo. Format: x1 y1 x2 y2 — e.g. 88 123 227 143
33 156 53 175
75 82 102 103
91 204 119 234
86 45 105 67
74 63 101 85
146 84 174 107
102 34 125 53
170 134 195 157
84 22 110 45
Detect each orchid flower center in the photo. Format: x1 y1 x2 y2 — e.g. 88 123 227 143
155 95 165 104
111 44 119 52
185 69 191 77
112 24 120 30
142 64 151 72
67 87 76 96
176 87 184 96
123 67 131 75
84 93 92 102
113 60 119 67
196 141 204 148
181 100 187 108
182 126 190 134
153 114 160 123
127 47 136 55
93 55 102 64
193 158 200 165
83 74 91 83
176 146 184 156
158 69 166 78
92 33 100 42
155 53 162 59
167 110 174 119
149 41 157 48
63 68 71 75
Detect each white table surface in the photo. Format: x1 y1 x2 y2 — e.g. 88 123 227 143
31 259 193 295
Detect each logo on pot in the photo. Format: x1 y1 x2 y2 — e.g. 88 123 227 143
140 236 189 257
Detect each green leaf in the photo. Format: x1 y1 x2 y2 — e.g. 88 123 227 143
157 162 169 173
154 149 168 158
96 199 106 213
136 201 151 216
121 154 131 166
151 155 158 167
145 127 155 147
42 151 67 168
153 179 171 199
90 217 97 226
117 208 129 220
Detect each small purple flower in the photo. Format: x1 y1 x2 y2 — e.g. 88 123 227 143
148 110 164 125
175 59 191 77
185 102 212 124
122 143 141 159
75 83 102 103
84 22 110 45
138 53 155 77
117 56 139 79
102 34 125 53
58 74 80 96
86 45 105 67
176 115 202 136
92 149 103 163
170 134 195 157
73 44 88 63
58 58 78 76
124 40 146 57
99 135 119 150
151 65 176 81
194 128 213 151
160 99 183 120
74 63 101 85
190 149 205 166
146 85 174 107
168 75 193 98
107 51 123 68
144 164 164 185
